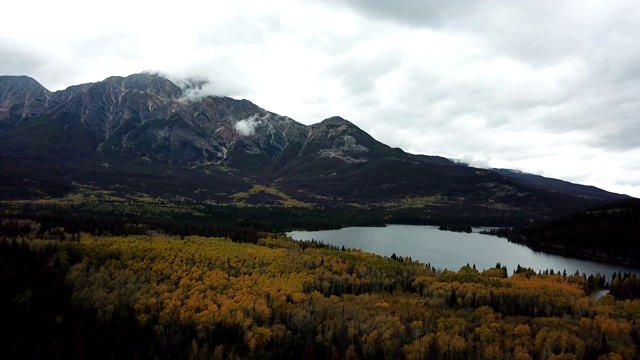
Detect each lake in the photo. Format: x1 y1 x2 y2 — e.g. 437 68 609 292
288 225 640 278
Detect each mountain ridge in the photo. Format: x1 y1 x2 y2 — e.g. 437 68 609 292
0 72 629 225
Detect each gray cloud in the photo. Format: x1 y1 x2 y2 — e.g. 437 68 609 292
0 42 46 77
320 0 481 29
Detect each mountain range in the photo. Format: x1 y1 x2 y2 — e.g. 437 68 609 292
0 72 629 225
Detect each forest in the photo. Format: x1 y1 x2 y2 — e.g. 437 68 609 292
2 216 640 360
487 199 640 268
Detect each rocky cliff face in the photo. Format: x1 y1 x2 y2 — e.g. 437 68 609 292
0 72 627 221
1 73 298 165
0 72 390 173
0 76 51 128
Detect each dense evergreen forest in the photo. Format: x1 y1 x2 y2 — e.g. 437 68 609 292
489 199 640 268
2 216 640 359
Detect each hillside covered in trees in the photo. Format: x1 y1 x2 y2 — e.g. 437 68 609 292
500 199 640 268
2 217 640 360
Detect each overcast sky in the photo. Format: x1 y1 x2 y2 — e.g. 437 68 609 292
2 0 640 197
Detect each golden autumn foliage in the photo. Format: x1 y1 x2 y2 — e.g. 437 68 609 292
4 233 640 359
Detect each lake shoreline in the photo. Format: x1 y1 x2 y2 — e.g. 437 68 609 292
288 224 640 278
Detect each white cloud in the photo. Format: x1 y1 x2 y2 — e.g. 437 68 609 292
235 115 261 136
458 155 491 169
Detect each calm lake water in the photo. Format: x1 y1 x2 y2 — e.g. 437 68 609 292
288 225 640 278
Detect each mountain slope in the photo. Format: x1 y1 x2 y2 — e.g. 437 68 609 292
493 168 627 201
0 72 630 224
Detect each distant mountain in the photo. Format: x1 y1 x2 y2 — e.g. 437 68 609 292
0 72 630 225
492 168 627 201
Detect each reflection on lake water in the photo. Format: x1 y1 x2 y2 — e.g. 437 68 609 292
288 225 640 277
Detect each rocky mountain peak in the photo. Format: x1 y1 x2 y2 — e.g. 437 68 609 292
103 72 183 100
319 116 353 128
0 75 50 106
0 75 51 125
